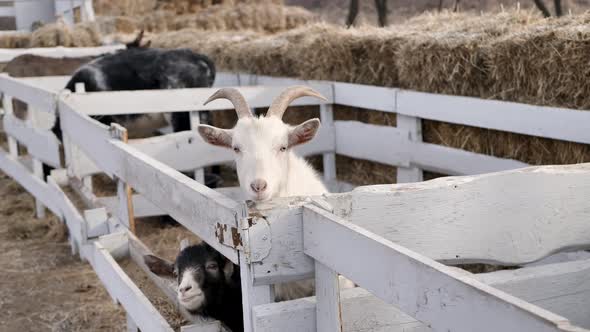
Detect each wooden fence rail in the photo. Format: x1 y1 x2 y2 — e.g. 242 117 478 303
0 71 589 332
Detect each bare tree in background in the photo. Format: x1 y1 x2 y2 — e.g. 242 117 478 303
347 0 389 27
533 0 563 17
437 0 461 13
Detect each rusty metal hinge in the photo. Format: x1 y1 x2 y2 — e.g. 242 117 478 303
215 222 244 251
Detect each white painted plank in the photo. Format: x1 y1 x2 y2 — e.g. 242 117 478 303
108 140 245 264
411 140 529 176
127 314 139 332
64 84 334 116
334 121 410 168
347 163 590 265
46 174 84 245
0 148 60 215
248 197 314 285
213 73 240 87
240 254 274 332
333 82 396 112
20 76 70 92
314 261 342 332
319 104 337 182
3 113 61 167
0 45 124 62
0 74 57 112
59 100 117 177
32 158 46 218
397 90 590 144
396 114 423 183
303 205 583 332
129 131 231 171
89 241 175 332
129 125 333 172
98 187 246 218
99 194 165 218
189 111 205 183
253 257 590 331
477 259 590 328
526 251 590 268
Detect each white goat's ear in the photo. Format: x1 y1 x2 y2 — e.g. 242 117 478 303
197 125 232 148
144 255 174 277
288 118 320 147
179 238 190 251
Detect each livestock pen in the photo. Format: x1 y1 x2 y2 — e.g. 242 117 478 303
0 49 589 331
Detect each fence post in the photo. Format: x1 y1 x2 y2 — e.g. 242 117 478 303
111 124 136 234
126 313 139 332
3 94 48 218
239 214 273 332
189 111 205 184
396 114 423 183
315 261 343 332
2 95 18 158
74 83 95 193
320 104 337 183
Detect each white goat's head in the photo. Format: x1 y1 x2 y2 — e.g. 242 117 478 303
198 86 326 201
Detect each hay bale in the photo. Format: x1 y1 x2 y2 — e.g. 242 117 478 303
150 28 260 65
94 0 157 16
70 22 103 46
0 32 31 48
30 21 73 47
484 15 590 109
30 21 102 47
155 0 284 14
397 10 541 96
165 4 313 33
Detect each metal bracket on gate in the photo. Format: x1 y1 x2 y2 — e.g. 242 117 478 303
244 215 271 263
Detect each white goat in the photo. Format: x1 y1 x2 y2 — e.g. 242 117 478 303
198 86 354 301
198 86 327 202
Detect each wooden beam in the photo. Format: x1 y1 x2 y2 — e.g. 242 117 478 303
88 241 175 332
302 205 583 332
63 84 334 116
253 258 590 331
346 163 590 265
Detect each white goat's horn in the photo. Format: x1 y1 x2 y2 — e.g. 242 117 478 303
267 86 327 119
204 88 252 119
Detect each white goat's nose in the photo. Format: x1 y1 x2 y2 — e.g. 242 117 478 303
250 179 267 193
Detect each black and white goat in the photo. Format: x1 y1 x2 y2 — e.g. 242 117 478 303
44 31 217 179
144 241 242 332
53 32 215 139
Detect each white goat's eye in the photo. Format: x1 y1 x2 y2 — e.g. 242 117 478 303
233 147 240 153
280 146 287 152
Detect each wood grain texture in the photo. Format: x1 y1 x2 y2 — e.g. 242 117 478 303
303 205 584 332
347 163 590 264
253 258 590 331
64 84 333 116
89 241 175 332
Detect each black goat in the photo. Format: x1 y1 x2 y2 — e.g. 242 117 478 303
144 242 243 332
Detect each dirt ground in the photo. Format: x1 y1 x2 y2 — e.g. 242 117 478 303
0 168 210 331
0 170 126 332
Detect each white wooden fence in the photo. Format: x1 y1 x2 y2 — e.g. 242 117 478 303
0 69 589 332
0 0 95 32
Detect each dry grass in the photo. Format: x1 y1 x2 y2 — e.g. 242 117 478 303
0 171 126 331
